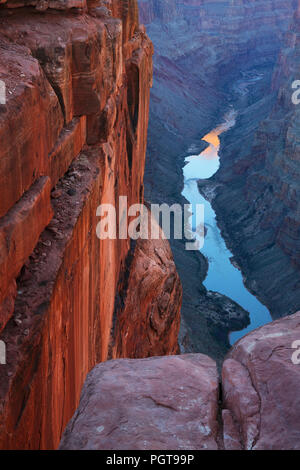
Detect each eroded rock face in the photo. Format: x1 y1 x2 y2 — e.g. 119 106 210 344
137 0 296 362
0 1 182 451
0 40 63 218
59 312 300 450
0 177 53 331
0 0 86 10
111 212 182 359
59 354 219 450
212 8 300 320
222 311 300 450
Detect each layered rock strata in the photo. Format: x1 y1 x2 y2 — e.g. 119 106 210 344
0 1 181 450
137 0 295 361
212 7 300 320
110 212 182 359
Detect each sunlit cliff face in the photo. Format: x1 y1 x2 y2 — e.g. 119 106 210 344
201 131 221 160
183 110 237 180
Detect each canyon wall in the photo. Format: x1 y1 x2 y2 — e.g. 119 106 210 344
222 311 300 450
212 6 300 320
138 0 296 361
0 1 182 450
110 212 182 359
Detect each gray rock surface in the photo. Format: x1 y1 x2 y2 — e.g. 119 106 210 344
222 311 300 450
60 354 219 450
213 10 300 320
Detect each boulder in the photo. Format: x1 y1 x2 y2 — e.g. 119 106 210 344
222 311 300 450
60 354 219 450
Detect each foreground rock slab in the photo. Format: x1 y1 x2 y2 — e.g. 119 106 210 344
59 354 219 450
222 311 300 450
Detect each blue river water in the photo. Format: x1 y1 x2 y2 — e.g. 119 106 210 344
182 110 272 344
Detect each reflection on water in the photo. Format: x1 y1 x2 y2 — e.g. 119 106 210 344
183 110 236 180
182 109 272 344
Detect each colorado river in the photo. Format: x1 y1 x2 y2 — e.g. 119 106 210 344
182 110 272 343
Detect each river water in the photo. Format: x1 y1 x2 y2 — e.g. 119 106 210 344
182 110 272 344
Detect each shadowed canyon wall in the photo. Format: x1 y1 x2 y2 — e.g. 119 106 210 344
138 0 297 361
212 5 300 320
0 0 182 449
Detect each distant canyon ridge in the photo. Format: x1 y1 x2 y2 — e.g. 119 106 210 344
0 0 299 450
139 0 300 360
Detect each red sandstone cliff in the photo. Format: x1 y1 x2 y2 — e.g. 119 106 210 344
0 0 182 450
110 212 182 359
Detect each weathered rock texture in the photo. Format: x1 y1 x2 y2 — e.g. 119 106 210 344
0 1 181 450
222 311 300 450
111 212 182 359
59 354 219 450
60 313 300 450
138 0 296 362
212 7 300 320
